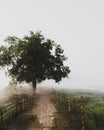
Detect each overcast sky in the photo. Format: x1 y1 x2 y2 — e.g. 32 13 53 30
0 0 104 91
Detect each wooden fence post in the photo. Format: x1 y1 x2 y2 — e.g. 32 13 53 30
94 113 97 129
55 91 58 101
68 97 71 112
58 93 60 100
80 106 85 130
0 108 3 128
15 98 18 115
22 98 25 110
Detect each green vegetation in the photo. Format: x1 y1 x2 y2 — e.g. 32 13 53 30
0 94 37 130
51 89 104 130
0 31 70 93
6 94 42 130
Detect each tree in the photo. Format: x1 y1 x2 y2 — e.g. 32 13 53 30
0 31 70 94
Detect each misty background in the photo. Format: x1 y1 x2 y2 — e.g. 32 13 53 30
0 0 104 91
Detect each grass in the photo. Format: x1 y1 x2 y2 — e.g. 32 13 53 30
0 93 38 130
7 94 42 130
51 89 104 130
2 88 104 130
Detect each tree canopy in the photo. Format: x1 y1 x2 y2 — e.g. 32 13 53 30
0 31 70 92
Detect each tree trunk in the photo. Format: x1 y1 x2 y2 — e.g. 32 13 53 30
32 80 37 95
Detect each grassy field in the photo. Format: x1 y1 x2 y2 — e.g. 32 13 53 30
0 93 37 130
1 87 104 130
51 89 104 130
6 94 39 130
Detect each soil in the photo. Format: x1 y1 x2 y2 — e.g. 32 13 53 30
28 87 56 130
7 87 56 130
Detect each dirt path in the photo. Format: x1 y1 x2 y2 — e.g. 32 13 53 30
28 87 56 130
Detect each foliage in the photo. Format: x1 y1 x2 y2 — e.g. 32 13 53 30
0 31 70 87
52 90 104 130
1 94 36 130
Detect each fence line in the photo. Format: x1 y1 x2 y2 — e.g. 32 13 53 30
56 92 104 130
0 95 26 129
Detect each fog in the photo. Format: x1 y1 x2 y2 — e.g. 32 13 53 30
0 0 104 92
